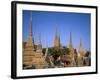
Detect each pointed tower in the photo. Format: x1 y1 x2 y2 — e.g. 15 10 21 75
78 38 84 66
68 32 75 66
36 33 42 53
78 38 84 58
45 39 48 57
23 12 35 67
59 35 61 47
69 32 73 49
25 12 34 50
23 12 48 69
32 35 48 69
54 28 60 48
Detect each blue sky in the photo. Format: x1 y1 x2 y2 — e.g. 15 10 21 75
23 10 91 51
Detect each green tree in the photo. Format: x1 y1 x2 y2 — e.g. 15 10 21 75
85 51 90 57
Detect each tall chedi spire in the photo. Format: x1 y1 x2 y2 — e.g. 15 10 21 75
23 12 35 67
54 27 60 48
78 38 84 57
44 39 48 59
69 32 73 49
78 38 84 66
23 12 48 69
30 11 32 36
68 32 75 66
25 12 34 50
36 33 42 53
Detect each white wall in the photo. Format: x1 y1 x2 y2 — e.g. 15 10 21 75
0 0 99 80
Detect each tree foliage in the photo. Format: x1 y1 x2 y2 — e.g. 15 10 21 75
43 46 69 56
85 51 90 57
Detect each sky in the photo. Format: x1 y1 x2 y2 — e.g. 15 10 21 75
22 10 91 51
